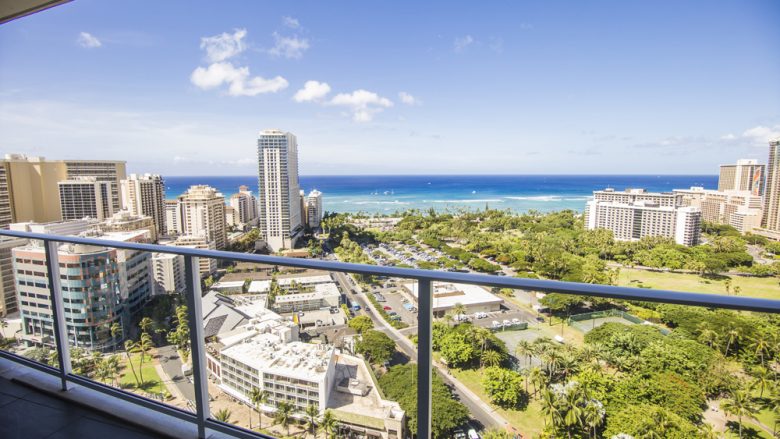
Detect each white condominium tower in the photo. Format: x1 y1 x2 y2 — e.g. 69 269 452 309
257 129 303 251
306 189 323 229
121 173 167 237
229 185 258 225
763 139 780 232
178 185 227 250
718 159 765 195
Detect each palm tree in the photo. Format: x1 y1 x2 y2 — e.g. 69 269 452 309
724 327 742 357
749 333 771 365
481 350 503 368
540 389 561 430
139 317 153 336
123 340 141 388
214 408 232 423
474 327 491 366
582 401 603 439
724 278 732 295
515 340 534 368
109 322 122 353
275 401 294 437
733 286 742 296
697 327 720 349
136 333 154 387
451 302 467 320
249 388 268 430
319 409 337 439
304 404 319 436
562 388 584 438
529 366 545 398
751 366 771 398
721 388 759 439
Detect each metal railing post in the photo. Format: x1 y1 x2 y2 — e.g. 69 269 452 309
43 239 71 391
417 279 432 439
184 255 209 439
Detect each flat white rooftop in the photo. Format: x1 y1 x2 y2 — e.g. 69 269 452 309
212 280 246 289
248 274 334 293
274 283 341 304
221 335 333 382
405 282 503 311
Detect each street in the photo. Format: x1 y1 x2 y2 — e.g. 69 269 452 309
331 270 509 432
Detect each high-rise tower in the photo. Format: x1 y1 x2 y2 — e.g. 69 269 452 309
762 140 780 232
121 173 166 237
257 129 303 251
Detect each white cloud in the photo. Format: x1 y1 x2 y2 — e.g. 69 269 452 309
77 32 102 48
720 133 736 140
190 62 288 96
200 28 247 63
282 16 300 29
293 80 331 102
192 29 288 97
268 32 310 59
329 89 393 122
398 92 421 106
453 35 474 52
742 124 780 145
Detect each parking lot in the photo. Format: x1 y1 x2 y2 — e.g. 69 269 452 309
370 285 418 327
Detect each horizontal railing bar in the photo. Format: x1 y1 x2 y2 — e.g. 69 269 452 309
1 229 779 314
0 349 61 376
205 418 277 439
66 374 199 423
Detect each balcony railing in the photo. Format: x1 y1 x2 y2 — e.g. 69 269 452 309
1 229 780 439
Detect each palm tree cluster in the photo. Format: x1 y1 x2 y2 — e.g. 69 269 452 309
540 381 604 439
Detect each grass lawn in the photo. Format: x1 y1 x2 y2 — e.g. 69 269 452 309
118 352 166 395
449 367 546 437
617 268 780 300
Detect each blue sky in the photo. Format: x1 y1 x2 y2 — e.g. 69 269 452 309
1 0 779 175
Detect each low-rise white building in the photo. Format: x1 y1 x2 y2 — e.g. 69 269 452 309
273 283 341 313
404 282 503 318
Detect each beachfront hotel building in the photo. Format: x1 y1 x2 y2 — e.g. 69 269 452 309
229 185 258 226
120 173 167 237
257 129 304 251
306 189 323 229
177 185 227 250
718 159 765 195
58 177 115 221
585 189 702 246
674 187 764 233
0 154 126 223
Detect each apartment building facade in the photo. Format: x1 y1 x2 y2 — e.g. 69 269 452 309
120 173 166 237
306 189 323 229
762 140 780 234
58 177 114 221
718 159 765 195
229 185 258 226
151 252 185 295
178 185 227 250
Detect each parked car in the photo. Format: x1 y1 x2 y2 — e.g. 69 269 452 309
475 312 488 319
390 315 402 321
491 320 502 329
453 429 467 439
388 311 398 316
511 318 521 324
383 306 392 311
468 429 480 439
502 319 511 327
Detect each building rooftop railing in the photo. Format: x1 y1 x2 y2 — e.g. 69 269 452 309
1 228 779 439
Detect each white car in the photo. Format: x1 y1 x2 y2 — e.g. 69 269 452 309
511 318 521 324
468 429 480 439
502 319 511 327
491 320 501 329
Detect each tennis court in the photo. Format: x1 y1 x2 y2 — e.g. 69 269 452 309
567 309 643 333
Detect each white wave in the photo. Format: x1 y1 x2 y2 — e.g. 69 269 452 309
426 199 504 203
503 195 587 202
344 200 410 205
